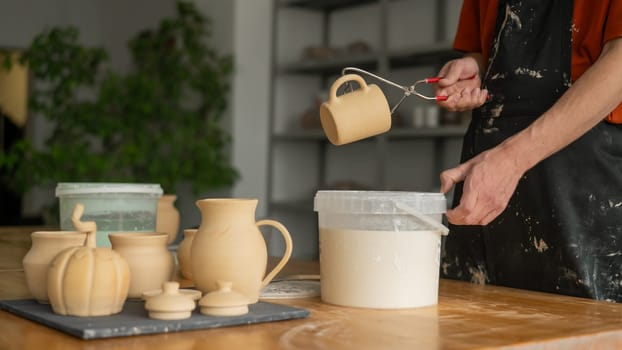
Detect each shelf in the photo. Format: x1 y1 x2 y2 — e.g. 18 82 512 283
278 42 459 75
388 125 467 139
271 126 467 143
389 42 462 68
278 0 378 11
278 52 379 75
272 129 326 142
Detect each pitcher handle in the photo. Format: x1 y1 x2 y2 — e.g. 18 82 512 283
329 74 369 104
256 219 293 288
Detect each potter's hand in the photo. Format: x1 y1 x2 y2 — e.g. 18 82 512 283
435 55 488 112
439 145 523 226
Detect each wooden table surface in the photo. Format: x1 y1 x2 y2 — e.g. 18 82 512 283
2 226 622 349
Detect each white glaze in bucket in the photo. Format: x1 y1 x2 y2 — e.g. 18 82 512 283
319 228 441 309
314 190 447 309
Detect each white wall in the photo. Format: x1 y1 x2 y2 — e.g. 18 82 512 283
228 0 273 217
97 0 176 72
0 0 102 48
171 0 273 237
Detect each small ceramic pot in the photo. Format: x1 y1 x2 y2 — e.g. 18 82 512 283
156 194 180 245
176 229 197 281
22 231 87 303
109 232 174 298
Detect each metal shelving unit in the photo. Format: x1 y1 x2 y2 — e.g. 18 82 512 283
280 0 379 11
278 41 460 75
267 0 465 259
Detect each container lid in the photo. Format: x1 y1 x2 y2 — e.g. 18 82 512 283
199 281 249 308
142 288 202 302
55 182 163 196
199 280 249 317
314 190 446 215
144 282 196 320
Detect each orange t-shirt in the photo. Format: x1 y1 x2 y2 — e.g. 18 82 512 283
453 0 622 123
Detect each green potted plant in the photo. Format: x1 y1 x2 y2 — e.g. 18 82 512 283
0 1 238 226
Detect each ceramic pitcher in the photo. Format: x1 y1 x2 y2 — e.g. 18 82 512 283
22 231 87 303
191 198 293 303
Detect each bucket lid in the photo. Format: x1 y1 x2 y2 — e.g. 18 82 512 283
314 190 446 215
55 182 163 196
314 190 449 235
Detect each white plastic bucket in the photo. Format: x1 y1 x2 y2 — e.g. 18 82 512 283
314 190 448 309
55 183 163 247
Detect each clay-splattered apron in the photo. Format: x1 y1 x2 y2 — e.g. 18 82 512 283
441 0 622 301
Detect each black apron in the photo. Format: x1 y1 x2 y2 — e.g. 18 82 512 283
441 0 622 301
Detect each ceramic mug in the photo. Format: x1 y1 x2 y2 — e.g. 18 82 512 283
319 74 391 146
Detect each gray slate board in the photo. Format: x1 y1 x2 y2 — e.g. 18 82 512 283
0 299 310 340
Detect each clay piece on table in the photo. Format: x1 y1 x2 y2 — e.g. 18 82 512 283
144 281 197 320
199 281 249 317
301 45 341 60
259 280 321 300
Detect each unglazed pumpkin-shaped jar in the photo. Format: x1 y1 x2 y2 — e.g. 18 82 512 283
176 229 196 281
191 198 293 303
22 231 86 303
47 203 130 317
110 232 174 298
156 194 180 245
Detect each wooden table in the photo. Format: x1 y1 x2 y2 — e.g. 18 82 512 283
3 227 622 349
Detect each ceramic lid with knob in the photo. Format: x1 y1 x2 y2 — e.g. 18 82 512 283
144 281 196 320
142 287 202 303
199 281 249 316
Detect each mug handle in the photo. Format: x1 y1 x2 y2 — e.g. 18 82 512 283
256 219 293 288
329 74 369 104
